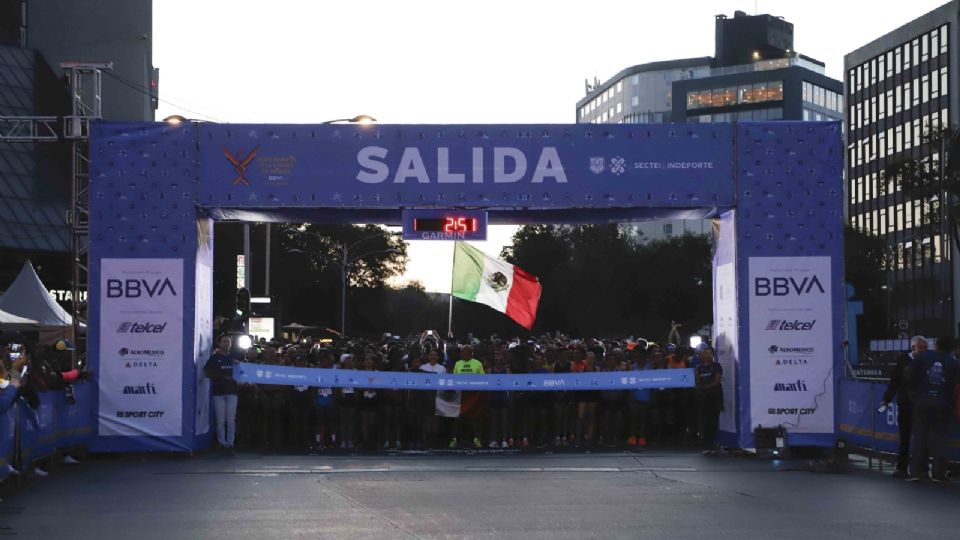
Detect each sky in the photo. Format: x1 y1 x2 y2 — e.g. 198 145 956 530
154 0 947 292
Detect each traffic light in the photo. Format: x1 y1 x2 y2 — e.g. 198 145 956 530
233 287 251 333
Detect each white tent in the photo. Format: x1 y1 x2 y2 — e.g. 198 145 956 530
0 261 82 343
0 307 38 330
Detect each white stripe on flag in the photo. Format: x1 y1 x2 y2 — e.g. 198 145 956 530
474 256 514 313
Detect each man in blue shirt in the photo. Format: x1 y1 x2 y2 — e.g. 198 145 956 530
907 336 959 482
204 335 240 453
694 346 723 454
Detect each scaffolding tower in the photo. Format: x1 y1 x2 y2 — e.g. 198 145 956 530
0 61 110 367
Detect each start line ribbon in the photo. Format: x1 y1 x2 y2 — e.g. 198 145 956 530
233 362 694 391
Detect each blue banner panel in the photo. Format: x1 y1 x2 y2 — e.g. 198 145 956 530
55 383 95 450
0 398 15 480
837 378 960 459
198 124 735 211
234 363 694 390
18 393 57 465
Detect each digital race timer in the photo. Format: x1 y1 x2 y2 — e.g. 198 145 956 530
401 209 488 241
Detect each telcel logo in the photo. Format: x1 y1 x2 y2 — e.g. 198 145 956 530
766 319 816 331
754 276 825 296
106 278 177 298
117 322 167 334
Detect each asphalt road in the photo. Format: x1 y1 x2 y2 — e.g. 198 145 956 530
1 450 958 539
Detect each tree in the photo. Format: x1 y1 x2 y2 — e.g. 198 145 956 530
844 225 889 342
882 123 960 251
502 224 712 339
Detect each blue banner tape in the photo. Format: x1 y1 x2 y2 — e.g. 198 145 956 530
234 362 694 390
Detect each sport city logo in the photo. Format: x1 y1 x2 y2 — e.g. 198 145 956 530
765 319 816 331
117 322 167 334
768 345 814 355
773 379 808 392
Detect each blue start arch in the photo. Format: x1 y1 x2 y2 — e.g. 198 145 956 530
88 121 843 452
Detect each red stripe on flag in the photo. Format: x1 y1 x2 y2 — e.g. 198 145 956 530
505 266 541 330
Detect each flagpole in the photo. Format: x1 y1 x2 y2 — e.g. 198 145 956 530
448 242 457 339
447 293 454 339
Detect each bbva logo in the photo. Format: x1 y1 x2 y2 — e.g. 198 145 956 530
754 276 825 297
107 278 177 298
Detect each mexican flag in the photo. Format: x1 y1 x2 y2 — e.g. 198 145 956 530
451 242 542 330
436 390 488 418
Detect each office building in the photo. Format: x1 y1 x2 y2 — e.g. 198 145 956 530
845 1 959 337
577 11 842 243
0 0 154 300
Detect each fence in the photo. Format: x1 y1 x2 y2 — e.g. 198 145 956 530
0 382 94 481
836 377 960 464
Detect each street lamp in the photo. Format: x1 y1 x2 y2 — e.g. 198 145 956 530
322 114 377 124
288 236 398 336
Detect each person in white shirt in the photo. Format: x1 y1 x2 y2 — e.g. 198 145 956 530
419 349 446 446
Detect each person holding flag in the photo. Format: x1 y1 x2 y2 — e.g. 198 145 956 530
448 345 485 449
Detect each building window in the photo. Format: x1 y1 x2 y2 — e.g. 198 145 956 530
941 25 949 54
616 81 623 93
663 223 673 235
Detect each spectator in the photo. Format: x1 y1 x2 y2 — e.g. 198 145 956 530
694 346 723 454
204 335 240 454
882 335 926 477
906 336 959 482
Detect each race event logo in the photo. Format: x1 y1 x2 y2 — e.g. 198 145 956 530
768 345 814 355
765 319 816 331
223 146 259 186
117 322 167 334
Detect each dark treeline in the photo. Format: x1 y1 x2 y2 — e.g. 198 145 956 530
213 223 714 340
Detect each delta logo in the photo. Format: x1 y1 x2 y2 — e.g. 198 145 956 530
775 358 809 366
124 361 160 368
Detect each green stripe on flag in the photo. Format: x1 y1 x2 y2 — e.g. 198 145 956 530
451 242 484 301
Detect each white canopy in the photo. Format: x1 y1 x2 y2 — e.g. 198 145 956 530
0 307 38 330
0 261 83 342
